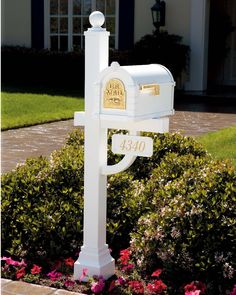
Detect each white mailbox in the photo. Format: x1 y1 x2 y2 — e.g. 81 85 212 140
95 62 175 121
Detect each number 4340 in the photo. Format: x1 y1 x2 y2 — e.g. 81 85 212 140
120 139 146 152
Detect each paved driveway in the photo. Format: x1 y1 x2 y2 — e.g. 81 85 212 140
1 111 236 173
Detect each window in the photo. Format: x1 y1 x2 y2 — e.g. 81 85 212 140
44 0 118 51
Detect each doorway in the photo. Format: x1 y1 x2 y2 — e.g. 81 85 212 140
208 0 236 87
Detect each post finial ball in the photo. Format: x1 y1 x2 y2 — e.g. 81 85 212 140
89 11 105 28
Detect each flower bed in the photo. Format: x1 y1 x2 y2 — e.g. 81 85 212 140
1 249 235 295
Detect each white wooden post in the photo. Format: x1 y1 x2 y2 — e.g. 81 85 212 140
74 11 115 280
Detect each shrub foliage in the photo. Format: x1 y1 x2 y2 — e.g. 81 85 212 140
2 31 189 90
1 129 235 293
130 158 236 294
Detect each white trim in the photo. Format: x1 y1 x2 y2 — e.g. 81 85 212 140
185 0 210 91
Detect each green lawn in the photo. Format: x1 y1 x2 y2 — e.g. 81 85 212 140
198 125 236 167
1 91 84 130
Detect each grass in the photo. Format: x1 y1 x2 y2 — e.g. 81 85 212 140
198 125 236 167
1 89 84 130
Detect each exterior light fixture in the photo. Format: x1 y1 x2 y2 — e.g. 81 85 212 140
151 0 166 31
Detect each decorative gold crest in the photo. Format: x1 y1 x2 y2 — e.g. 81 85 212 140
103 79 126 109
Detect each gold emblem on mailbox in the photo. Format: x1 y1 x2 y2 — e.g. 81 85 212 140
103 79 126 109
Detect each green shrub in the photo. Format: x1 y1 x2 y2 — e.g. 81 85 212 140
130 159 236 294
128 132 207 180
2 37 188 91
1 129 144 260
2 127 235 294
1 46 85 90
132 31 189 79
1 140 85 261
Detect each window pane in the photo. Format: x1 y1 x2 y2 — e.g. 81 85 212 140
50 0 58 15
96 0 105 14
82 17 90 31
106 0 115 14
106 17 115 34
83 0 91 15
51 36 58 50
59 0 68 15
73 0 81 14
60 36 68 51
73 17 81 33
73 36 82 51
60 17 68 33
50 17 58 33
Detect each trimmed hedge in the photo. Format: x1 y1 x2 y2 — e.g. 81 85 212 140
1 145 85 260
1 46 85 90
130 158 236 294
2 30 189 89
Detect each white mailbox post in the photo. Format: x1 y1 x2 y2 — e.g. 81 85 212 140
74 11 175 281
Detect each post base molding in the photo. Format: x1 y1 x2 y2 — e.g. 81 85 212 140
74 245 115 281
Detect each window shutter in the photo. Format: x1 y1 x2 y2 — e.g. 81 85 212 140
31 0 44 49
118 0 135 50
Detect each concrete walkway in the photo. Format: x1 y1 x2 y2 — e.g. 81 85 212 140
1 278 84 295
2 111 236 173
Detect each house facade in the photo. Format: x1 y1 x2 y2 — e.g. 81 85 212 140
2 0 236 91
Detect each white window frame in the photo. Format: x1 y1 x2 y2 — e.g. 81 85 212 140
44 0 119 51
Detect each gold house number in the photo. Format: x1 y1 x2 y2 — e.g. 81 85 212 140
103 79 126 109
112 134 153 157
120 139 146 152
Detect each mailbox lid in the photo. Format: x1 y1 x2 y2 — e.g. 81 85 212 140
121 64 175 85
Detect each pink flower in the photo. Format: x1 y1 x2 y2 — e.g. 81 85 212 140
184 282 197 292
147 280 167 294
151 269 162 277
18 259 27 267
47 269 62 281
184 281 206 295
121 263 135 271
5 257 17 265
185 291 201 295
128 280 144 294
91 278 105 293
117 276 126 285
120 249 131 256
16 267 26 279
31 264 42 275
79 268 88 282
64 280 75 287
64 257 74 267
1 257 26 267
119 249 131 265
230 285 236 295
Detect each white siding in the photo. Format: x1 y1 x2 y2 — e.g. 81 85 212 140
1 0 31 47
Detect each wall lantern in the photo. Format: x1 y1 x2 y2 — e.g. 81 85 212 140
151 0 166 30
